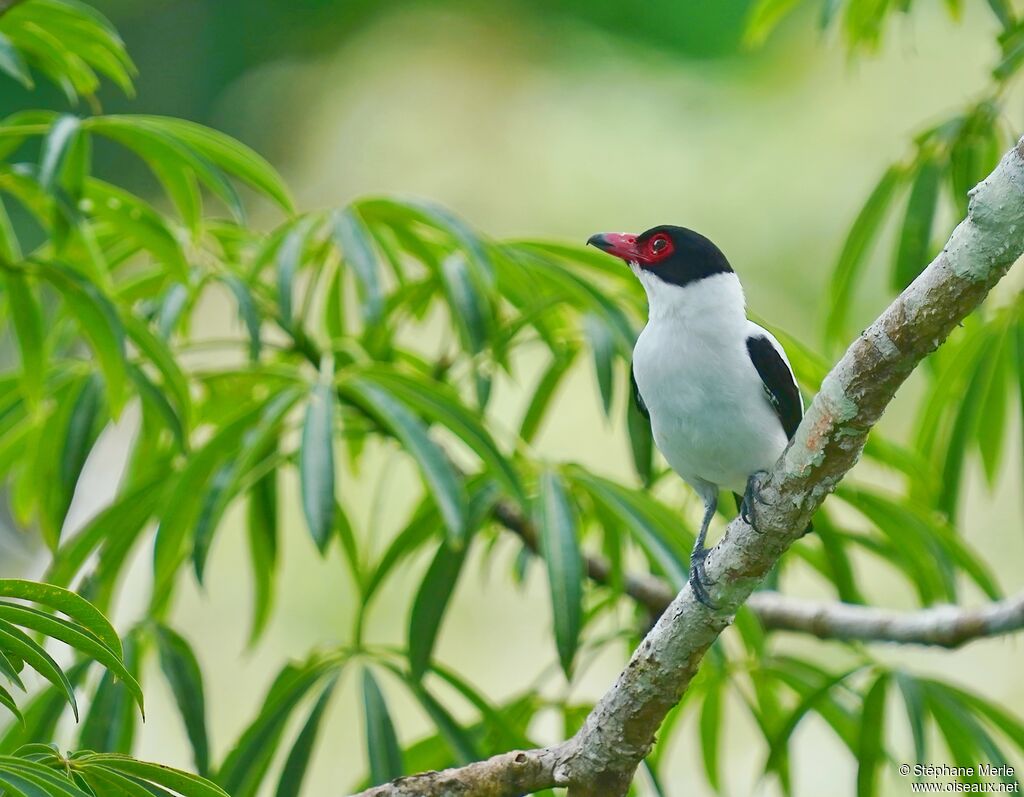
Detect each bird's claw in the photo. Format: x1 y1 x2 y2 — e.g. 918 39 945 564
741 471 769 532
689 546 717 609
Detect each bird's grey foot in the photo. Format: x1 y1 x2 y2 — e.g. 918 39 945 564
741 471 769 532
689 546 717 609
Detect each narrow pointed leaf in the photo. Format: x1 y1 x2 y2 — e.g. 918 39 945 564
78 635 140 753
331 207 383 323
34 262 126 414
361 669 403 785
827 165 904 342
154 625 209 776
0 34 32 89
700 678 723 791
893 156 943 291
583 314 616 418
300 368 336 553
408 541 467 681
536 469 583 677
274 678 337 797
341 379 467 542
3 272 44 406
78 756 229 797
246 460 278 646
520 348 578 444
39 115 81 192
856 673 889 797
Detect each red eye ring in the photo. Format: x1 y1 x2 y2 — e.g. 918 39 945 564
651 237 667 253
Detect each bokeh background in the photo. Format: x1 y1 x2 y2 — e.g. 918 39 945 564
2 1 1021 794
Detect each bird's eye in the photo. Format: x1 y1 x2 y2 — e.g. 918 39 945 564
651 238 667 253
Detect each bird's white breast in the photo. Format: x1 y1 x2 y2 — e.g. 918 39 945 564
631 272 789 495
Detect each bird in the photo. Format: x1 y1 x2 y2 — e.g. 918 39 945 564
587 225 804 608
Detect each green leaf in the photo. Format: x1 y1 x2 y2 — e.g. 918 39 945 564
923 685 990 782
700 677 723 791
79 635 140 753
856 673 889 797
950 110 1002 217
0 649 24 692
0 661 87 753
353 368 524 503
977 321 1011 485
34 261 126 415
520 347 578 444
78 766 170 797
362 496 443 606
361 669 403 785
0 602 141 715
221 276 262 362
567 469 689 590
401 678 479 765
0 684 21 725
130 365 186 453
217 657 338 797
79 180 188 279
189 390 301 585
60 375 102 507
826 165 904 343
0 580 122 656
123 316 192 432
152 401 276 608
744 0 807 47
536 469 583 677
893 156 943 291
0 34 33 89
838 485 1000 602
331 207 383 323
439 253 491 355
0 760 87 797
102 116 293 212
154 625 209 776
987 0 1016 30
3 271 44 407
765 664 865 773
276 217 317 331
78 755 229 797
408 541 467 681
935 680 1024 753
583 314 616 418
246 458 278 646
894 671 927 771
46 478 164 599
300 367 336 554
89 116 242 223
39 115 81 192
274 678 337 797
156 283 188 340
341 379 467 543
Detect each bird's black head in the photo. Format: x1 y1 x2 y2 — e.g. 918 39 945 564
587 225 733 288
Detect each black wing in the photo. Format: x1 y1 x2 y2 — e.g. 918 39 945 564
746 334 802 440
630 362 649 421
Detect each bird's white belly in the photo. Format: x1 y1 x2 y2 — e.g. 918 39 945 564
633 321 788 495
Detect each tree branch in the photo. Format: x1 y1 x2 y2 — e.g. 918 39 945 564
347 135 1024 797
747 590 1024 647
497 496 1024 649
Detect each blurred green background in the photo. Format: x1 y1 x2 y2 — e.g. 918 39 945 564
3 1 1021 794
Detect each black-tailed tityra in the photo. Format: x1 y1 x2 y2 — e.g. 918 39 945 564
587 225 804 608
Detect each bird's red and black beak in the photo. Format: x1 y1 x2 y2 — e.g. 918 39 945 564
587 232 643 263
